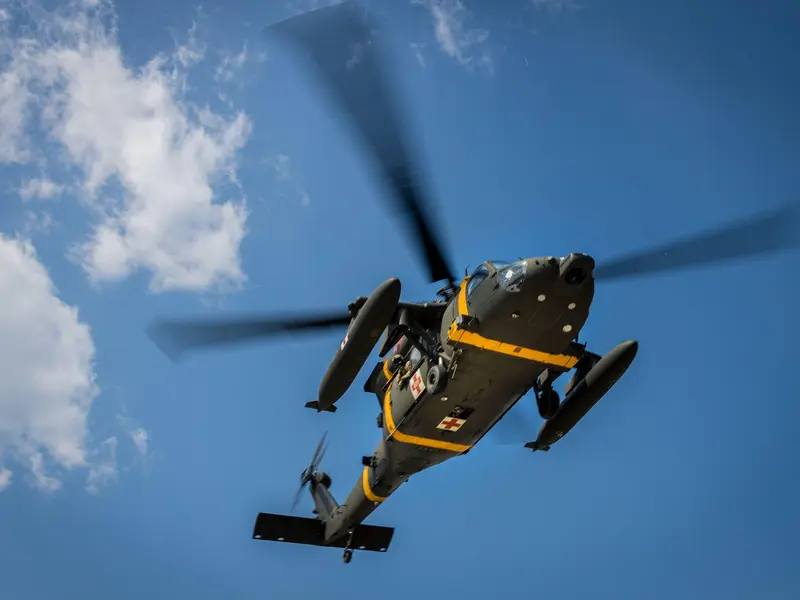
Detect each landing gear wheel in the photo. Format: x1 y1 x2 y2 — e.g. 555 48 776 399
426 364 448 395
537 388 560 420
376 413 384 429
343 549 353 564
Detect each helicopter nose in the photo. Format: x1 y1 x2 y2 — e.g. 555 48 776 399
559 253 595 286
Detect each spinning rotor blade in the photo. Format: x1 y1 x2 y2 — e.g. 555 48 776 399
290 431 329 514
289 484 305 514
148 313 351 361
309 431 328 473
264 2 456 287
594 200 800 281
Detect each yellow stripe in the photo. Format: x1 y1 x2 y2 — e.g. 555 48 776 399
448 322 580 369
451 275 580 369
382 358 393 380
362 466 387 503
383 385 471 453
457 277 469 316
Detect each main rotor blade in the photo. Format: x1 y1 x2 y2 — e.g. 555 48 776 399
148 313 351 361
594 200 800 281
264 2 456 287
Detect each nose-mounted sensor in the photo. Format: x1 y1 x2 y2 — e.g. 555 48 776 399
559 253 596 286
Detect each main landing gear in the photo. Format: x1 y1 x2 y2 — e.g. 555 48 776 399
535 350 600 420
536 388 560 420
534 369 560 420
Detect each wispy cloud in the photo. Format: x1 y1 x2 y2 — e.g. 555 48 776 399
410 42 427 69
0 0 251 293
19 177 64 201
215 42 248 84
29 452 62 493
20 210 55 237
413 0 492 73
0 467 12 491
85 437 118 494
265 153 310 207
129 427 149 457
268 153 293 181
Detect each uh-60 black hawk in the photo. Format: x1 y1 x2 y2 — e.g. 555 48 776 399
148 1 800 565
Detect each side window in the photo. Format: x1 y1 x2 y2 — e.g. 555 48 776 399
409 346 422 363
466 264 490 297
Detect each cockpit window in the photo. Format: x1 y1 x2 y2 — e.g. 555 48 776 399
467 264 490 296
488 260 510 270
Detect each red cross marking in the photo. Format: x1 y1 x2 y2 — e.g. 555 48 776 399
410 376 422 396
440 418 461 430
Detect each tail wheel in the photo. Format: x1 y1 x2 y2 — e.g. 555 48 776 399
343 549 353 564
537 388 560 420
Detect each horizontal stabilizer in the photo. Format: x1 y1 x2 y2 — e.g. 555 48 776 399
304 401 337 413
252 513 394 553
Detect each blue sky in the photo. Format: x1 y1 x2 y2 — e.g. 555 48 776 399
1 0 798 598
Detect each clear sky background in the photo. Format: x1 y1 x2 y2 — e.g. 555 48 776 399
1 0 799 598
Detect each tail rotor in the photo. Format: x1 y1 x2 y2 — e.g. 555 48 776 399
290 431 328 514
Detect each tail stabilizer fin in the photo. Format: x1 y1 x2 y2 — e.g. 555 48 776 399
252 513 394 553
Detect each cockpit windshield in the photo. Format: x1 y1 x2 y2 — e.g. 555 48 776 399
488 260 511 270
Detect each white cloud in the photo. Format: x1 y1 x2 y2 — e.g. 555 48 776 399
268 153 292 181
0 43 34 163
0 235 99 492
413 0 492 73
85 436 117 493
266 153 311 207
215 42 248 84
129 427 148 456
29 452 62 492
21 210 55 237
0 0 252 293
19 177 64 201
0 467 11 490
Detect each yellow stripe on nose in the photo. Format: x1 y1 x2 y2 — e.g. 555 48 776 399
451 274 580 369
447 322 580 369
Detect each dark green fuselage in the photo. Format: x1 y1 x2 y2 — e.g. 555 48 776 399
316 255 595 544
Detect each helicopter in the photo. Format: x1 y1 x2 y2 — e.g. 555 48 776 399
147 2 800 565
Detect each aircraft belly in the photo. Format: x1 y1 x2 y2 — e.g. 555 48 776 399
391 349 546 449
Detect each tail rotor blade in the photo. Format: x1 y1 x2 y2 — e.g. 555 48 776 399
289 483 305 514
290 431 329 514
309 431 328 471
315 439 328 471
